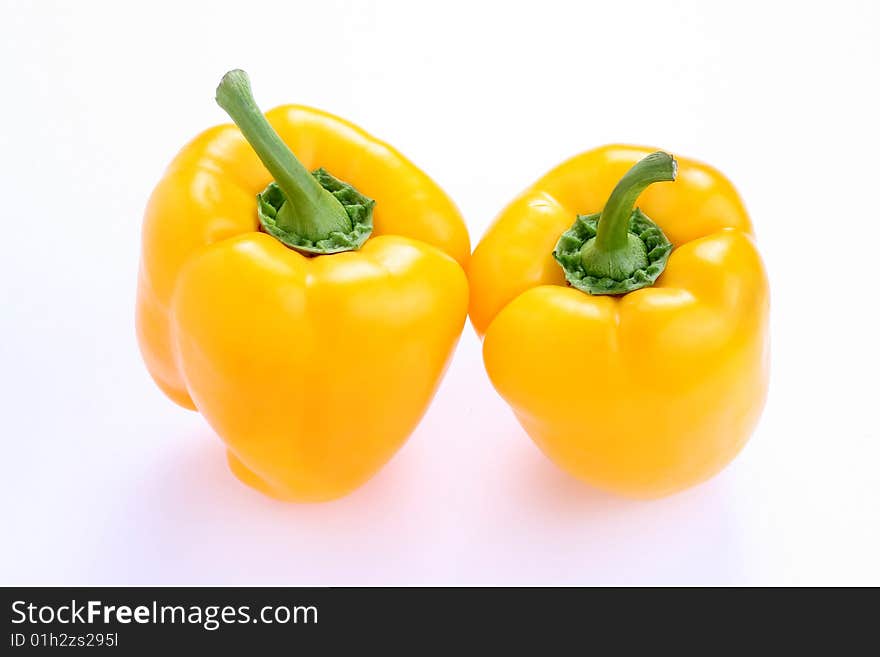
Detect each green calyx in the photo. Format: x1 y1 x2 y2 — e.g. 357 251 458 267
554 209 673 294
553 151 676 295
215 69 374 255
258 169 374 253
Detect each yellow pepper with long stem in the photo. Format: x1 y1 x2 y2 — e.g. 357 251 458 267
469 146 769 498
136 70 469 502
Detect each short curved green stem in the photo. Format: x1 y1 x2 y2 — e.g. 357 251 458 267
552 151 676 296
215 70 352 243
593 152 676 255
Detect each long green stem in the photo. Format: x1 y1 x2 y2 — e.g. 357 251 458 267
215 70 351 240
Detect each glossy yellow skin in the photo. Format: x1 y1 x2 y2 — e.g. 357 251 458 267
137 106 470 502
470 145 769 498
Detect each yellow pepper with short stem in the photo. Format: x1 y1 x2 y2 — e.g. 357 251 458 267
469 146 769 498
136 70 469 502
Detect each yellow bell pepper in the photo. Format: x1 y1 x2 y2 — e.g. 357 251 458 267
136 70 469 502
469 146 769 498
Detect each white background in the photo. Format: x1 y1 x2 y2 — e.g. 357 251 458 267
1 0 878 585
